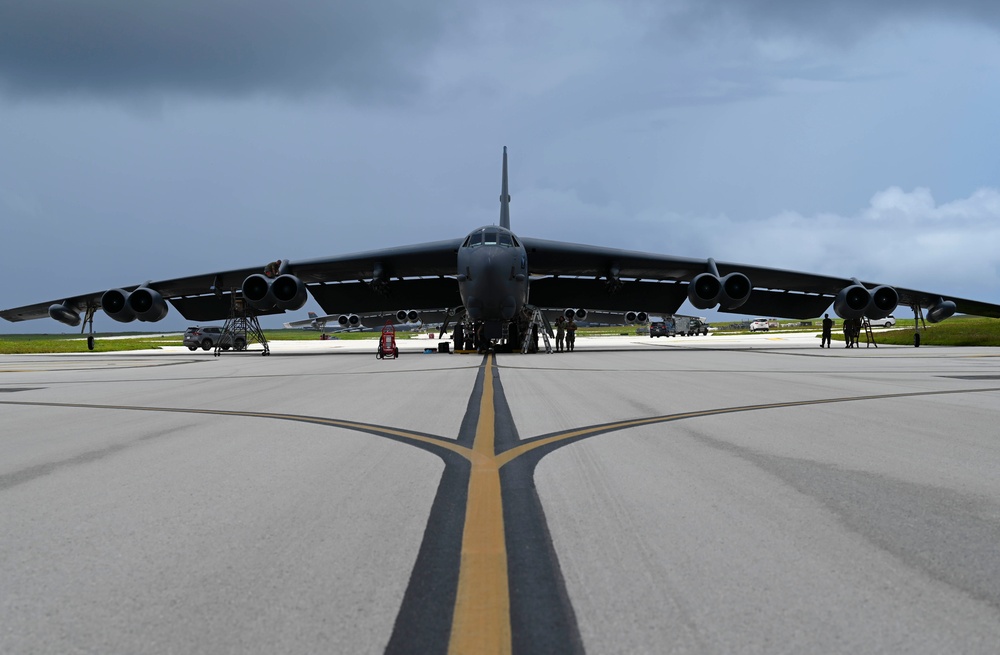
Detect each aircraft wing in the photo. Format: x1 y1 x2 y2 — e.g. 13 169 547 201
520 237 1000 320
1 240 464 325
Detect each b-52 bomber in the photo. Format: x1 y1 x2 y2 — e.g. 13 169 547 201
3 147 999 349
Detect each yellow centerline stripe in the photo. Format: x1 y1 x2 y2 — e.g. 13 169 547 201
449 355 512 655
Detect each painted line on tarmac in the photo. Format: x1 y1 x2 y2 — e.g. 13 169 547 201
6 373 1000 655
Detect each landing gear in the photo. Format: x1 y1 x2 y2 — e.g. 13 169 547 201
81 306 97 351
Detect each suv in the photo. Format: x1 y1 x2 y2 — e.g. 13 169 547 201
865 315 896 328
183 326 245 351
749 318 770 332
649 321 672 338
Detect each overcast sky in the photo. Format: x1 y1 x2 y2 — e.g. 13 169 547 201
3 0 1000 333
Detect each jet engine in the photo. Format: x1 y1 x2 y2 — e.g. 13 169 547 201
833 284 898 320
928 299 957 323
48 303 81 327
271 274 308 311
338 314 361 329
126 287 169 322
563 308 587 321
866 285 898 320
242 274 307 311
624 311 648 324
396 309 421 323
687 272 752 311
101 289 136 323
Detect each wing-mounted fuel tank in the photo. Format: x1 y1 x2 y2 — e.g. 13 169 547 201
48 303 81 327
100 286 169 323
833 282 898 320
687 260 752 311
927 299 957 323
242 273 308 312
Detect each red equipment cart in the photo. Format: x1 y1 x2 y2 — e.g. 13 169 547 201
377 320 399 359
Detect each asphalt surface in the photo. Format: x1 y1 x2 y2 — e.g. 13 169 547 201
2 331 1000 654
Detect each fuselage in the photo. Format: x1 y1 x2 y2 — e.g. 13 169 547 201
456 225 528 323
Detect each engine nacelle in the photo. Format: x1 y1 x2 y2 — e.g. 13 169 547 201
102 289 136 323
624 311 638 324
635 311 648 323
396 309 420 323
865 285 898 320
562 308 587 321
338 314 361 329
127 287 169 322
927 299 957 323
271 274 307 311
242 274 275 310
687 272 752 310
48 303 81 327
833 284 871 319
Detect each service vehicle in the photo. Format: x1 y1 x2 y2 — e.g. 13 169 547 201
749 318 770 332
183 326 246 351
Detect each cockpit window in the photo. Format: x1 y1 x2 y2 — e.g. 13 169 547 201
464 228 518 248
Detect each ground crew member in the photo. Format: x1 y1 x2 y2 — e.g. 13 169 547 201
566 317 577 351
555 316 565 352
821 313 833 348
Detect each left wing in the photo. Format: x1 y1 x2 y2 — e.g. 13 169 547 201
521 237 1000 321
1 240 463 327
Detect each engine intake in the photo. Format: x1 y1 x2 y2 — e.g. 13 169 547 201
102 289 136 323
833 284 871 319
242 274 274 310
127 287 169 322
866 285 898 320
396 309 420 323
687 272 752 310
338 314 361 328
271 274 307 311
563 308 587 321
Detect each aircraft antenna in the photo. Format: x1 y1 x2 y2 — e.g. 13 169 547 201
500 146 511 229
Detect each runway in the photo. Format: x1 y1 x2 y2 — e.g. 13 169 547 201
3 333 1000 654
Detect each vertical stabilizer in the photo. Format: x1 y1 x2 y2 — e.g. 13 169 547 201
499 146 511 229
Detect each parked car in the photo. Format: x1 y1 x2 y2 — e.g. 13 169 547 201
649 321 671 337
865 315 896 328
183 326 245 351
749 318 770 332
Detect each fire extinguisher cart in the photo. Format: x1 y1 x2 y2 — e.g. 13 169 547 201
377 320 399 359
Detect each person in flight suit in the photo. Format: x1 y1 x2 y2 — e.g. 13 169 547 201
566 317 577 352
821 313 833 348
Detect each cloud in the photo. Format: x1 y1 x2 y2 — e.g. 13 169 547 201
635 186 1000 299
0 0 465 101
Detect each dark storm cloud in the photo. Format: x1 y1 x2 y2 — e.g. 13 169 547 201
671 0 1000 42
0 0 465 100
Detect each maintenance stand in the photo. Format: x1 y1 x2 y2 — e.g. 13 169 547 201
216 294 269 356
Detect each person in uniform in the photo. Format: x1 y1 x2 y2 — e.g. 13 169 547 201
566 317 577 352
554 316 565 352
821 313 833 348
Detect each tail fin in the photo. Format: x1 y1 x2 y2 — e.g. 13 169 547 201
499 146 511 230
308 311 318 319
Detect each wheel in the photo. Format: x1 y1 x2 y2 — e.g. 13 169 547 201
234 337 246 351
202 339 212 351
914 332 921 347
87 335 95 351
393 347 399 358
188 346 197 351
884 322 892 328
